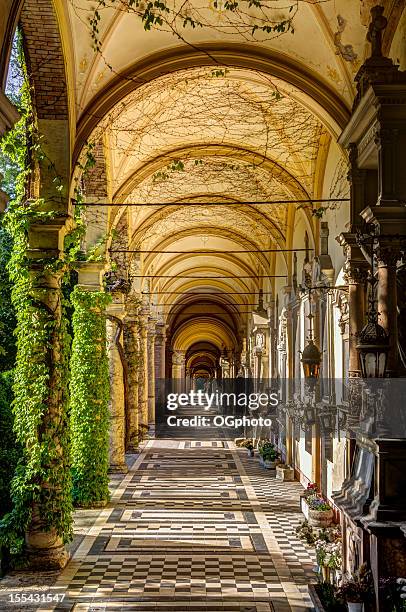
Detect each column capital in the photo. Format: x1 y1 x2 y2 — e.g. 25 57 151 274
74 261 107 291
361 204 406 234
375 240 403 268
338 232 370 285
27 215 73 261
106 292 127 318
172 349 185 366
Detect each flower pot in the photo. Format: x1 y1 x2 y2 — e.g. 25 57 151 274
347 603 364 612
308 507 334 528
276 466 294 481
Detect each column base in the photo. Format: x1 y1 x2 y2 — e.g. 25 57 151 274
126 443 140 453
75 499 108 509
25 544 70 571
108 462 128 474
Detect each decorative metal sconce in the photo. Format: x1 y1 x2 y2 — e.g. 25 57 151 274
300 290 322 382
355 226 389 378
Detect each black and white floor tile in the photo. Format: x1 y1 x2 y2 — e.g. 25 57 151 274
45 440 315 612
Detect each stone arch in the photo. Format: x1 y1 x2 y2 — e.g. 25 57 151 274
6 0 73 213
74 42 351 161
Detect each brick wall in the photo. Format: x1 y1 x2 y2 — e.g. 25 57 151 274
83 140 108 199
20 0 68 120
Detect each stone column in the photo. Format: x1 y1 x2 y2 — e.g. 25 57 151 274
375 242 402 375
154 324 166 415
147 321 156 434
70 262 111 508
123 302 140 451
154 324 166 380
339 234 369 377
106 294 128 473
172 350 185 393
138 312 149 435
25 263 70 570
22 220 71 570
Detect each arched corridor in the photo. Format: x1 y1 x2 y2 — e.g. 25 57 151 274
1 2 406 611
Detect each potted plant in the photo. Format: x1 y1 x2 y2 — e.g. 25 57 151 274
304 482 318 497
305 494 334 527
276 463 294 481
258 441 279 468
315 539 342 584
238 438 254 456
337 565 373 612
295 519 317 546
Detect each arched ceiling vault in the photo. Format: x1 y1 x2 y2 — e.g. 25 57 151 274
172 317 238 352
77 34 350 353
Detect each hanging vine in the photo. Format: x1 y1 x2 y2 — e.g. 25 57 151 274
70 288 112 507
0 29 73 557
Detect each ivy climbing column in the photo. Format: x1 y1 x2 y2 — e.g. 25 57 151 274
147 320 156 436
137 310 149 437
25 262 71 568
4 218 73 570
123 300 140 451
70 263 111 508
106 293 128 473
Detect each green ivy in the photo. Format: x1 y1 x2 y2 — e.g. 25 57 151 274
70 287 112 507
0 28 73 557
0 371 20 517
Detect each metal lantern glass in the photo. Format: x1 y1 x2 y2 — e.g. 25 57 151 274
301 339 322 380
356 318 389 378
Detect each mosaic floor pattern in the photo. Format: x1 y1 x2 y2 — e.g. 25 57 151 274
45 440 315 612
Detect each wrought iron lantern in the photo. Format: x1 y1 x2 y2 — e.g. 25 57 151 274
355 225 389 378
301 339 322 380
301 291 321 382
356 306 389 378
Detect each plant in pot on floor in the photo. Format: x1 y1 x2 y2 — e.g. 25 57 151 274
239 439 255 457
258 441 280 469
337 565 374 612
306 494 334 528
315 538 342 585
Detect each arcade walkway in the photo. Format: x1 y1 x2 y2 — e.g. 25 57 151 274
47 441 315 611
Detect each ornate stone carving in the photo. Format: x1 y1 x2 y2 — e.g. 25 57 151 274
367 5 387 58
334 15 358 63
172 350 185 366
104 270 131 294
375 243 402 268
344 263 370 285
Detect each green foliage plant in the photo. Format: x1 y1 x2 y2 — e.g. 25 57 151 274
0 28 73 557
0 371 20 517
70 287 112 507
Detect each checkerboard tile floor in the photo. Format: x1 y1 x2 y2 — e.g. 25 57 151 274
47 440 315 612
